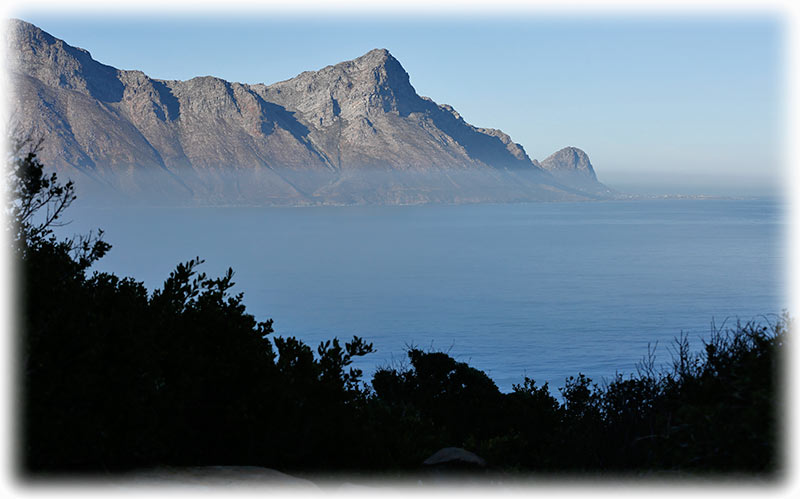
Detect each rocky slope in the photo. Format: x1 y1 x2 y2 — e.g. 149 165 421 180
6 19 613 205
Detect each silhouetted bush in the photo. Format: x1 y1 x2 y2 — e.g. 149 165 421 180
10 142 786 476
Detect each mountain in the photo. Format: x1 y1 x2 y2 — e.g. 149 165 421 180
6 19 615 206
541 147 597 180
540 146 608 193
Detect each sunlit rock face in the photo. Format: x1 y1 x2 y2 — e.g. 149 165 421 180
7 19 614 205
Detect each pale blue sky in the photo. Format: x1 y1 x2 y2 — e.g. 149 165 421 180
12 12 785 195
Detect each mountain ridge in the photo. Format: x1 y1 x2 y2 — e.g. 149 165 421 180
6 19 615 206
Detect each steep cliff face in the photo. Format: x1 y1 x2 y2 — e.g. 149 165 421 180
259 48 538 173
7 19 612 205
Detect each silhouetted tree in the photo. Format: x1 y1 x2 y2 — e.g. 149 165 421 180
10 139 376 472
10 137 786 476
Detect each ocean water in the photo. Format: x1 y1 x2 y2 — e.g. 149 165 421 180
64 198 787 392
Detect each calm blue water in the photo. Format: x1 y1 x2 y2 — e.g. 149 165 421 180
65 199 787 392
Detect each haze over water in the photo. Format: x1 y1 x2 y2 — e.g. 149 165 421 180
65 198 786 392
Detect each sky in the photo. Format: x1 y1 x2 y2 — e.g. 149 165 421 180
8 9 786 195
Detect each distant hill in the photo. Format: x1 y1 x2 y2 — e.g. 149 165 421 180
7 19 616 206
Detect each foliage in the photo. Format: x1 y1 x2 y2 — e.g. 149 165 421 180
7 136 109 268
11 143 786 476
11 141 376 471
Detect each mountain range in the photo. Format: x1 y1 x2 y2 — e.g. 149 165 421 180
6 19 615 206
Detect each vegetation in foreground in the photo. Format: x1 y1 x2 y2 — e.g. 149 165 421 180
8 140 787 476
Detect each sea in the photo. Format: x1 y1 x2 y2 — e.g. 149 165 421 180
64 198 787 393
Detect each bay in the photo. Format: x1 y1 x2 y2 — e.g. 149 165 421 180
64 198 787 392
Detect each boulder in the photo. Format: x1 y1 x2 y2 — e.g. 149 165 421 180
423 447 487 468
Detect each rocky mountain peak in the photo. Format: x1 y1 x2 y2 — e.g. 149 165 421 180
8 18 123 102
349 48 415 101
8 20 613 205
353 47 392 65
540 146 597 180
264 47 422 125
